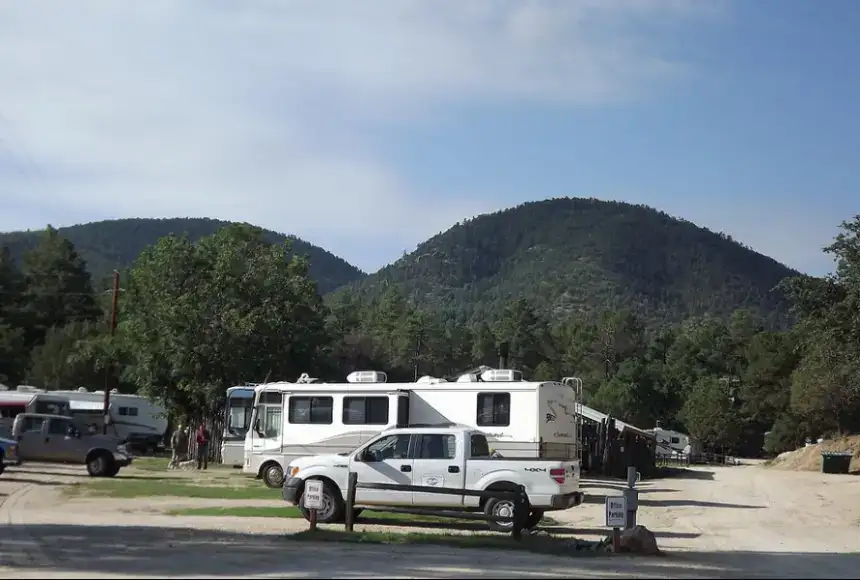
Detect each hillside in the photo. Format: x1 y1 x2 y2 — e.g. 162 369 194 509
0 218 365 294
336 198 800 328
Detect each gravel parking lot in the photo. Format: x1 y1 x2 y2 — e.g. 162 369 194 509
2 461 859 578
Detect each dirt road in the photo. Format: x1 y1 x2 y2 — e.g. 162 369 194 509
2 462 859 578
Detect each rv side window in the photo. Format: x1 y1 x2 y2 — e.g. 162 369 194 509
342 397 389 425
263 406 282 438
0 405 24 419
470 434 491 458
288 396 333 424
476 393 510 427
119 407 138 416
671 436 680 444
260 392 283 405
415 434 456 460
35 400 66 415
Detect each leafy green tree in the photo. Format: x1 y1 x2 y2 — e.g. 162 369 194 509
119 225 330 417
0 246 28 385
680 376 745 451
20 226 101 348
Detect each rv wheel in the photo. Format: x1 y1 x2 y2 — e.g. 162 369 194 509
262 462 284 488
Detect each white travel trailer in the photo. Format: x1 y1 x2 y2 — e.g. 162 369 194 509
13 387 168 453
647 426 700 458
0 388 71 439
220 385 257 467
244 369 583 488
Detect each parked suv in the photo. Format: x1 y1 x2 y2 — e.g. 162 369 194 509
12 413 132 477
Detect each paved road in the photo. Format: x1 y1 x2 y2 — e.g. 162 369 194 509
2 463 858 578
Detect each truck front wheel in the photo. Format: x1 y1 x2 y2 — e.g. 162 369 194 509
299 480 344 524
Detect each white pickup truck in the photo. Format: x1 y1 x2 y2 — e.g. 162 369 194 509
281 424 583 531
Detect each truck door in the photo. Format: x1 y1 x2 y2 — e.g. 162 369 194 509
44 417 77 462
15 415 47 460
351 433 413 506
411 433 464 506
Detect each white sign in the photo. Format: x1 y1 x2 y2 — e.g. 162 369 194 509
304 480 324 510
605 496 626 527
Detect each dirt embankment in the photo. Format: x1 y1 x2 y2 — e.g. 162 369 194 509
767 435 860 472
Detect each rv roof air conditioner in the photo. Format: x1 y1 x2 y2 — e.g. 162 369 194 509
480 369 523 382
16 385 39 392
77 387 88 393
346 371 388 384
296 373 319 384
456 373 480 382
416 375 448 384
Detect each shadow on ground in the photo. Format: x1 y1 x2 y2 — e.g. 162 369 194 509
12 469 173 482
582 492 760 510
0 524 857 578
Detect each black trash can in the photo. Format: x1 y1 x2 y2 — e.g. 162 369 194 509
820 451 853 474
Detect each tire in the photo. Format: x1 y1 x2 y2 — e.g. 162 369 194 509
299 480 345 524
86 451 113 477
525 509 545 529
106 464 120 477
262 462 285 489
484 496 518 533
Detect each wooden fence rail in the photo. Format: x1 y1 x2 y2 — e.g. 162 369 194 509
343 472 531 540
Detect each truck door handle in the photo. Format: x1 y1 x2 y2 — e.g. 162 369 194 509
400 465 412 472
448 466 460 473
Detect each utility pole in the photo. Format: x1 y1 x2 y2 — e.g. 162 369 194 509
102 270 120 435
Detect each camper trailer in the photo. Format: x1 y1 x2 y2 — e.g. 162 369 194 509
243 368 583 488
220 384 257 467
647 426 700 458
12 387 168 454
0 388 71 440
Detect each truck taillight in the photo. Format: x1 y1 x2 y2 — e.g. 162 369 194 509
550 468 565 484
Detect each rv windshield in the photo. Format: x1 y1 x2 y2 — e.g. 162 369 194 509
225 392 254 436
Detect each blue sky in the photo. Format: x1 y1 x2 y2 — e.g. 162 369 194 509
0 1 857 276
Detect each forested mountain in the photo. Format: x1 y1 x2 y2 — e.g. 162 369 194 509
337 198 799 329
0 218 365 294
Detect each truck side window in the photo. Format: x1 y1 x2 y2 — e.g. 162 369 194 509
48 418 71 435
21 416 45 433
476 393 511 427
366 434 410 460
470 434 491 458
416 434 456 460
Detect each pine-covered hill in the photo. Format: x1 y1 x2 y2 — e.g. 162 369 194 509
0 218 366 294
335 198 801 329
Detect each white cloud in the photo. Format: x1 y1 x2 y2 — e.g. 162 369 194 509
0 0 719 271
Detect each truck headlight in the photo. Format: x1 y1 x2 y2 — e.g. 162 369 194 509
116 444 128 455
288 466 300 477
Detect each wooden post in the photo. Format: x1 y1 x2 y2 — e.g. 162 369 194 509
309 508 317 531
612 527 621 552
345 471 358 532
511 484 528 541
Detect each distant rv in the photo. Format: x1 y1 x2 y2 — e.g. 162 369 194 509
647 426 701 458
4 386 167 453
0 387 71 439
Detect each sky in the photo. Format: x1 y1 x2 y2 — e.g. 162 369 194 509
0 1 858 276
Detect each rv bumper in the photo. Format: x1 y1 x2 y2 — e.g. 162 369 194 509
550 491 584 510
282 477 302 505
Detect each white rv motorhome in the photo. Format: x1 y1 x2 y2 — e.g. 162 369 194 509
243 369 583 488
220 385 257 467
0 387 71 440
13 387 168 453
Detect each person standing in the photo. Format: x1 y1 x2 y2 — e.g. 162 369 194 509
196 422 210 470
169 423 188 469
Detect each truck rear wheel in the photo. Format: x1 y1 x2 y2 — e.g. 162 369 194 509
484 497 516 532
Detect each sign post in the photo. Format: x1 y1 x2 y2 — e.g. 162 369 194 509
304 480 324 531
605 495 626 552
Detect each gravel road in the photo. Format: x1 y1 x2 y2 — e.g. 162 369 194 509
2 462 859 578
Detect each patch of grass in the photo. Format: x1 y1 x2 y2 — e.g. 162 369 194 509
129 457 171 472
285 529 603 557
64 479 281 500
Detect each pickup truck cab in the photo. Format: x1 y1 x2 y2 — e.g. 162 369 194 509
0 435 20 475
282 424 583 531
12 413 132 477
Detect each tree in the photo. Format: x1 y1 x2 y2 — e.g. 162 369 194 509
680 376 745 451
118 225 330 418
0 246 28 385
20 226 101 349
